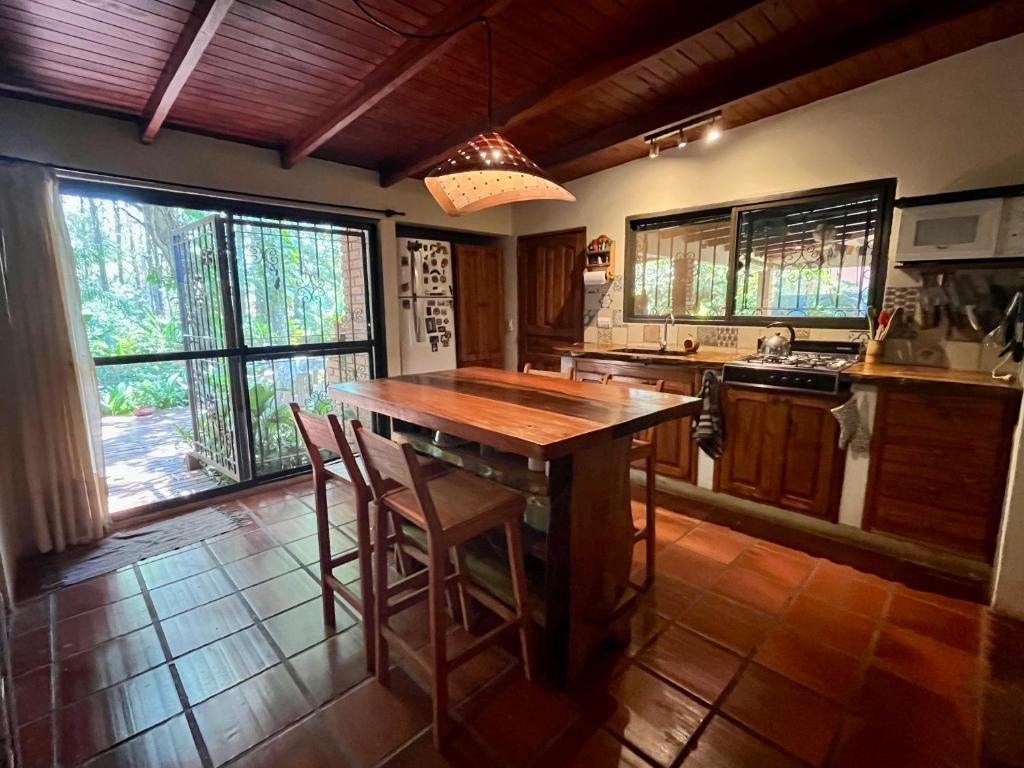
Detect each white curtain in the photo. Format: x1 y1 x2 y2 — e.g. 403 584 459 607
0 160 109 598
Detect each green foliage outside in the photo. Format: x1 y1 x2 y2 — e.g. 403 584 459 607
63 194 207 415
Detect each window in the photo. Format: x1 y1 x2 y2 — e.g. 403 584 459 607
625 180 894 325
61 181 383 515
630 210 731 318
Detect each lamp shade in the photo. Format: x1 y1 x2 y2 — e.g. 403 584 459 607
424 132 575 216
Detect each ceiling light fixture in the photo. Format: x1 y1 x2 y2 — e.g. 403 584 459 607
705 120 722 143
353 1 574 216
643 110 723 150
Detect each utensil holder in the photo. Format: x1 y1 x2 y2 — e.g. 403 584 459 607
865 339 884 363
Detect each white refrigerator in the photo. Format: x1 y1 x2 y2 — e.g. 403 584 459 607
397 237 457 374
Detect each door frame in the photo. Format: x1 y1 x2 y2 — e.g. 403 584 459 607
516 227 586 370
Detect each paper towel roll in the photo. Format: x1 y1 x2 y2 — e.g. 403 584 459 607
583 269 608 285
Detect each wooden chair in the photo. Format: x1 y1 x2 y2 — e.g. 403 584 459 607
352 420 533 749
603 375 665 588
289 404 444 673
522 362 573 379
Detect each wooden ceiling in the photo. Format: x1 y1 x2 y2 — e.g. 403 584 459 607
2 0 1022 186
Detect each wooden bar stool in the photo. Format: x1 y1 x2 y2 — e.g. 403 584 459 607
290 404 445 673
604 375 665 588
523 362 574 379
352 420 534 749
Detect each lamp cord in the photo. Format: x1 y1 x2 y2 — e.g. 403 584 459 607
351 0 494 128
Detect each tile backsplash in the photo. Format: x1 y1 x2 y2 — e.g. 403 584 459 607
583 267 866 353
581 261 1016 371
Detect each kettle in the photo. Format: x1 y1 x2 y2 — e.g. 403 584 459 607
760 322 795 358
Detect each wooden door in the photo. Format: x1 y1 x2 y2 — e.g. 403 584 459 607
776 393 844 520
655 372 700 482
455 245 505 368
518 229 585 371
716 387 783 504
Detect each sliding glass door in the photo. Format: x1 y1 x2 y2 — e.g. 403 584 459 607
60 181 383 515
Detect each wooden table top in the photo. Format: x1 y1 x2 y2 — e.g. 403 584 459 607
329 367 701 460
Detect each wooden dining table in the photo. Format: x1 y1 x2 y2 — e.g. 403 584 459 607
329 366 701 685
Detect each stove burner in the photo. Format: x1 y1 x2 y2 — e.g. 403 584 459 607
723 345 860 394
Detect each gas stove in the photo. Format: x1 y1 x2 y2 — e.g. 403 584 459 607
723 341 862 395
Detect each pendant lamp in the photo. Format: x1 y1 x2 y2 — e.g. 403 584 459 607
351 0 575 216
425 132 575 216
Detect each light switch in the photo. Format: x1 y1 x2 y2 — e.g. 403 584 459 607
596 316 612 329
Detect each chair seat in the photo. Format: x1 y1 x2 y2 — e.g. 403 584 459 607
382 467 525 544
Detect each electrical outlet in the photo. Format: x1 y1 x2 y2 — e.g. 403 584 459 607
596 316 612 329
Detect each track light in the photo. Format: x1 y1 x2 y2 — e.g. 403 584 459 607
644 110 723 148
648 141 660 159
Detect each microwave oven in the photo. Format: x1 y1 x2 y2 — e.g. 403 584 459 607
895 198 1004 264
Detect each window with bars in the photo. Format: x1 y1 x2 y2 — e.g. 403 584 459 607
60 180 383 515
625 180 894 326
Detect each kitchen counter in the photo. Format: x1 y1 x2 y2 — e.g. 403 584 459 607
844 361 1022 392
555 342 742 366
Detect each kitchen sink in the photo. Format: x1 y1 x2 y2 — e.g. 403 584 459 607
609 347 695 357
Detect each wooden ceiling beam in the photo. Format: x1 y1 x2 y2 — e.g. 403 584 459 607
534 0 1003 172
140 0 234 144
281 0 514 170
378 0 762 187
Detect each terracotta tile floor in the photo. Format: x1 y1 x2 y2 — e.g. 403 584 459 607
9 483 1024 768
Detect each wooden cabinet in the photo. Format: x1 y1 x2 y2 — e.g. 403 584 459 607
654 375 700 481
716 386 845 521
574 359 700 483
864 387 1018 561
455 245 504 368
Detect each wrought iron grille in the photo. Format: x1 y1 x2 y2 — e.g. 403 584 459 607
172 217 240 480
733 191 883 318
247 352 372 476
631 213 731 318
233 216 369 347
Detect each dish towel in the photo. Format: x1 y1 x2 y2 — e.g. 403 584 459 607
831 390 871 456
693 369 725 459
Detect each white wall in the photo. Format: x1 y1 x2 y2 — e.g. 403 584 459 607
514 34 1024 241
514 33 1024 617
0 96 514 375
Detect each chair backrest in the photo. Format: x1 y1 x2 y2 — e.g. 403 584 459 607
604 374 666 392
603 376 665 442
573 369 609 384
351 421 440 534
523 362 574 379
289 403 370 505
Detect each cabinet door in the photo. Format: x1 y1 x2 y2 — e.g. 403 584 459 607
455 245 504 368
776 393 844 520
717 387 784 503
864 389 1017 560
655 373 699 482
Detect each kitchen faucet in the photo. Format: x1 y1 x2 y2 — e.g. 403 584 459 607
659 312 676 352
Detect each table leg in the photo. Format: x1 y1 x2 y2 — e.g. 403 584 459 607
541 435 634 686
